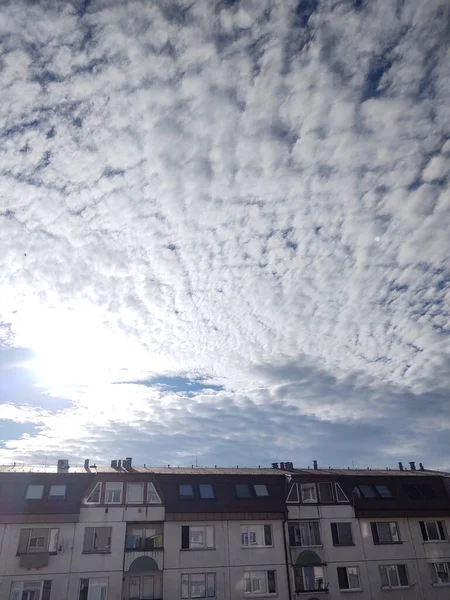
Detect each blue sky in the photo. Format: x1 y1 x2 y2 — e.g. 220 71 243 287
0 0 449 469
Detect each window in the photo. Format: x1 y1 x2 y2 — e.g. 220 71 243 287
294 566 325 592
85 482 101 504
105 482 122 504
301 483 317 503
286 483 299 503
318 482 334 503
17 528 59 554
181 573 216 598
9 581 52 600
253 484 269 496
127 482 144 503
147 482 161 503
244 571 276 595
337 567 361 590
25 485 44 500
404 484 437 499
126 527 163 551
181 525 214 550
288 522 321 547
236 484 251 498
79 578 108 600
49 485 66 499
420 521 446 542
241 524 273 547
379 564 409 589
331 523 354 546
179 484 194 499
335 483 349 502
429 562 450 585
129 575 156 600
357 485 377 498
375 485 392 498
371 522 400 544
83 527 111 553
199 484 214 499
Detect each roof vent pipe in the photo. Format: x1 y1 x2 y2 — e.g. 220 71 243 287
84 459 90 469
117 459 122 469
409 461 416 471
398 462 404 471
419 462 424 471
313 460 318 470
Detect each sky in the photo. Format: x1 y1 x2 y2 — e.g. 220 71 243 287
0 0 449 470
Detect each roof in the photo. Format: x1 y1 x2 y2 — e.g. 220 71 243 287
0 464 447 476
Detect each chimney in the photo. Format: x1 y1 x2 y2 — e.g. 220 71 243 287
313 460 318 470
272 462 279 469
409 461 416 471
117 459 122 469
111 460 117 468
419 462 424 471
398 462 403 471
279 462 285 470
123 457 132 470
84 459 90 470
57 459 69 472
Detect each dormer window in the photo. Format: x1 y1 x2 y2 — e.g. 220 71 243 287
179 484 194 499
105 482 123 504
85 482 101 504
127 483 144 504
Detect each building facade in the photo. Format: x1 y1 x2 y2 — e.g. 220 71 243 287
0 460 449 600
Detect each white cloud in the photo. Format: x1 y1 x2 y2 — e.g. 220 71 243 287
0 0 449 467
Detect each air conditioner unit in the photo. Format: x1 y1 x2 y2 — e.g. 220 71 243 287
57 459 69 471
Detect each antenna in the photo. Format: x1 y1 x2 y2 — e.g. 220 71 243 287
195 453 198 468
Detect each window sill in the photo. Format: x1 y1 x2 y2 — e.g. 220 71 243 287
244 594 277 598
424 540 447 543
241 546 274 549
374 542 403 545
380 586 410 591
432 583 450 587
339 589 363 593
181 548 216 551
82 551 112 554
290 545 322 548
333 543 356 547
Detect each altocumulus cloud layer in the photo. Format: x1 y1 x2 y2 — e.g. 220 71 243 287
0 0 449 468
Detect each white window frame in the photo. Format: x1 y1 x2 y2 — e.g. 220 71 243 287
241 524 273 548
335 483 349 502
147 482 161 504
286 483 299 503
338 566 361 590
105 482 123 504
19 528 59 554
189 526 215 549
181 573 216 598
127 482 144 504
25 485 44 500
294 565 325 592
84 577 108 600
430 562 450 586
318 482 334 503
332 522 354 546
379 564 409 589
85 482 102 504
9 581 44 600
244 570 277 596
372 521 400 544
300 483 317 503
289 521 321 547
422 521 447 542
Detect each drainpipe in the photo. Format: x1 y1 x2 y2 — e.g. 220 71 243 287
283 518 293 600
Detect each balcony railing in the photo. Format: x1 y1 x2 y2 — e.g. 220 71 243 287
125 540 164 552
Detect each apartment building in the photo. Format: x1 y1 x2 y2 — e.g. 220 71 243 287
0 460 449 600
